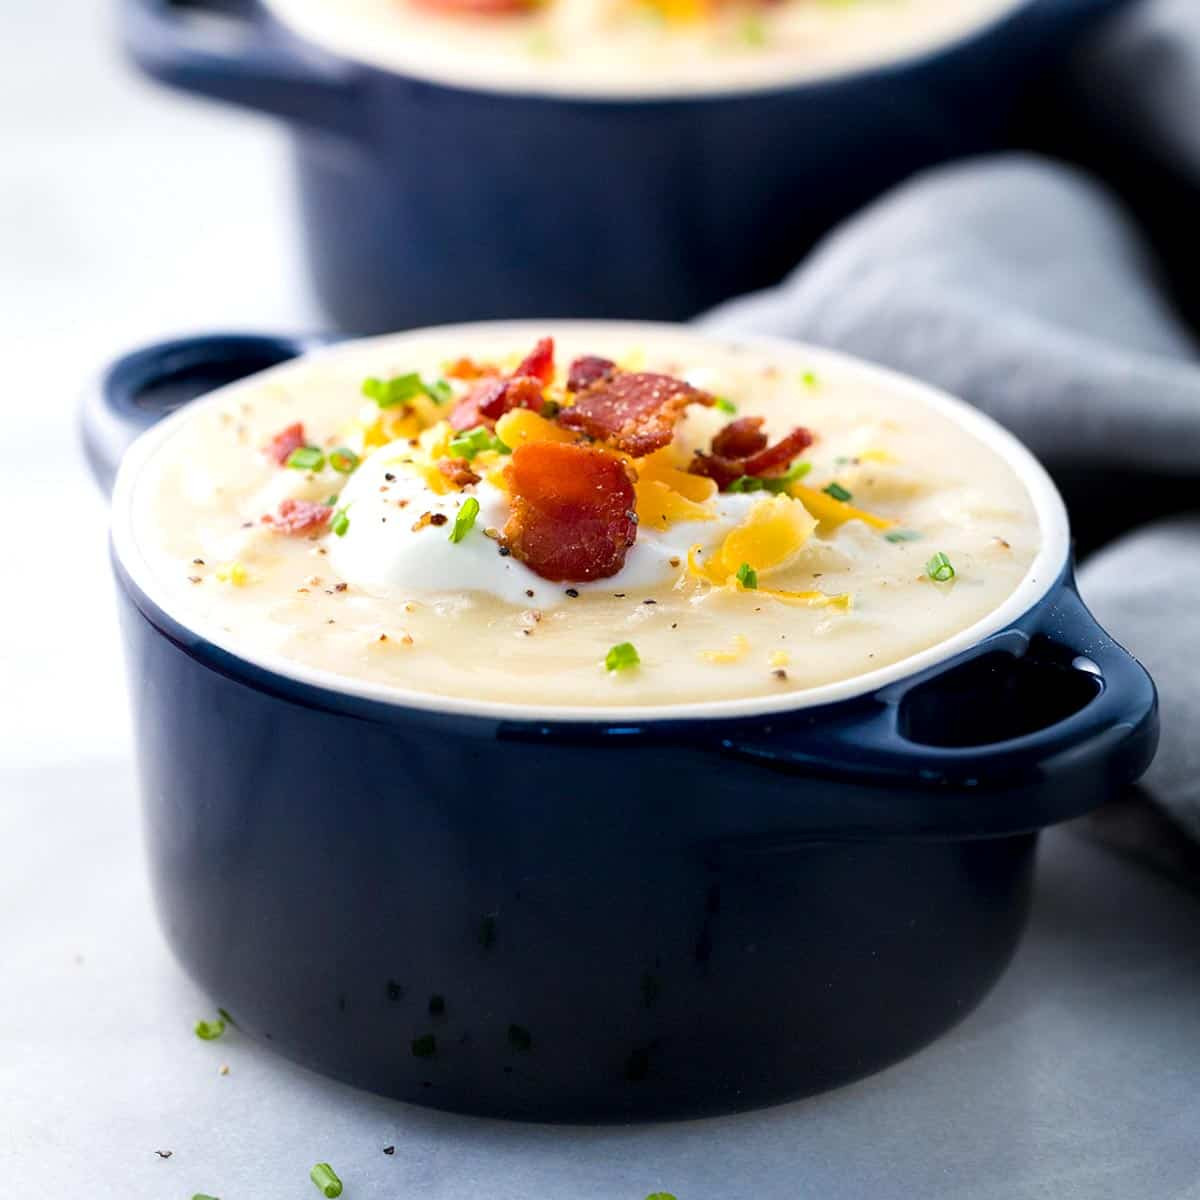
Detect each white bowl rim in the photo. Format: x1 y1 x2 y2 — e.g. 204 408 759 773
110 319 1070 725
259 0 1033 103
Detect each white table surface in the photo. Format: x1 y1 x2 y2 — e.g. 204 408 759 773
3 3 1200 1198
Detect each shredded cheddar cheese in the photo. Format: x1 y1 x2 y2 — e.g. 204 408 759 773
788 484 894 532
703 634 750 664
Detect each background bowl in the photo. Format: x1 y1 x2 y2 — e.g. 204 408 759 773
83 324 1158 1120
119 0 1130 332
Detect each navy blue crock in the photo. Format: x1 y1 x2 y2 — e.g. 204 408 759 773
83 331 1158 1122
119 0 1131 333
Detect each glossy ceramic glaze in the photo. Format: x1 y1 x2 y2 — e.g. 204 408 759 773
118 0 1131 332
84 330 1158 1121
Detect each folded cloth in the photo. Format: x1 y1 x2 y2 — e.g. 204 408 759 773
701 153 1200 863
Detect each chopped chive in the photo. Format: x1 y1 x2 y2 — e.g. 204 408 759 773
448 426 503 461
362 373 450 408
802 370 819 388
194 1017 226 1041
449 496 480 543
329 447 360 474
736 562 758 590
216 1007 236 1027
310 1162 343 1198
823 481 853 503
331 508 350 537
286 446 325 472
714 396 737 414
927 552 956 582
885 529 923 544
646 1194 679 1200
192 1194 221 1200
728 461 811 495
324 494 339 506
605 642 641 672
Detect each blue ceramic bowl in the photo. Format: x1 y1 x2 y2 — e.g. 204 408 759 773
83 325 1157 1122
119 0 1129 332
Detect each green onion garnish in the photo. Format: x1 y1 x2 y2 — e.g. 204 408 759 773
331 508 350 537
309 1163 343 1198
605 642 640 672
927 552 956 582
885 529 923 544
448 426 504 461
802 371 819 389
736 563 758 590
449 496 480 543
329 447 360 474
728 461 812 495
194 1017 226 1041
192 1194 220 1200
646 1194 679 1200
823 481 852 502
362 373 450 408
714 396 737 414
286 446 325 472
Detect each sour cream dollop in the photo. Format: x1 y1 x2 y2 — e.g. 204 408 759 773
325 440 758 607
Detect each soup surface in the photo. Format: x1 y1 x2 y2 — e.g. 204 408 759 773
263 0 1020 95
126 326 1045 711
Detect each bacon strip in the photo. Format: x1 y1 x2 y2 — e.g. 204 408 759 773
557 371 712 458
502 442 638 582
266 422 306 466
449 339 554 431
691 425 815 491
566 355 616 393
262 497 332 535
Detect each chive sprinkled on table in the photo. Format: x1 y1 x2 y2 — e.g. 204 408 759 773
449 496 480 543
310 1162 344 1197
193 1016 225 1041
927 551 956 582
605 642 640 672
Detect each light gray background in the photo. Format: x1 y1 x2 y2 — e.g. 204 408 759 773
2 3 1199 1197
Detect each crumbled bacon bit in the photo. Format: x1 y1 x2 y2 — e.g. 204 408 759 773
430 513 449 526
566 355 615 392
262 498 333 535
513 337 555 385
502 442 638 582
711 416 768 460
691 425 815 491
334 582 348 593
438 457 481 488
266 422 306 465
444 356 498 381
557 371 713 457
448 338 554 431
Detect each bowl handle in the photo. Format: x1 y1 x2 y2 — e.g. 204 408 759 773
119 0 364 137
723 575 1158 832
80 332 328 496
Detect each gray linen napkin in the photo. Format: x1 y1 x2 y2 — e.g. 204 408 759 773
700 152 1200 868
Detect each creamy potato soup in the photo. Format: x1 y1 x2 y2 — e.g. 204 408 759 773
124 327 1045 712
263 0 1022 96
